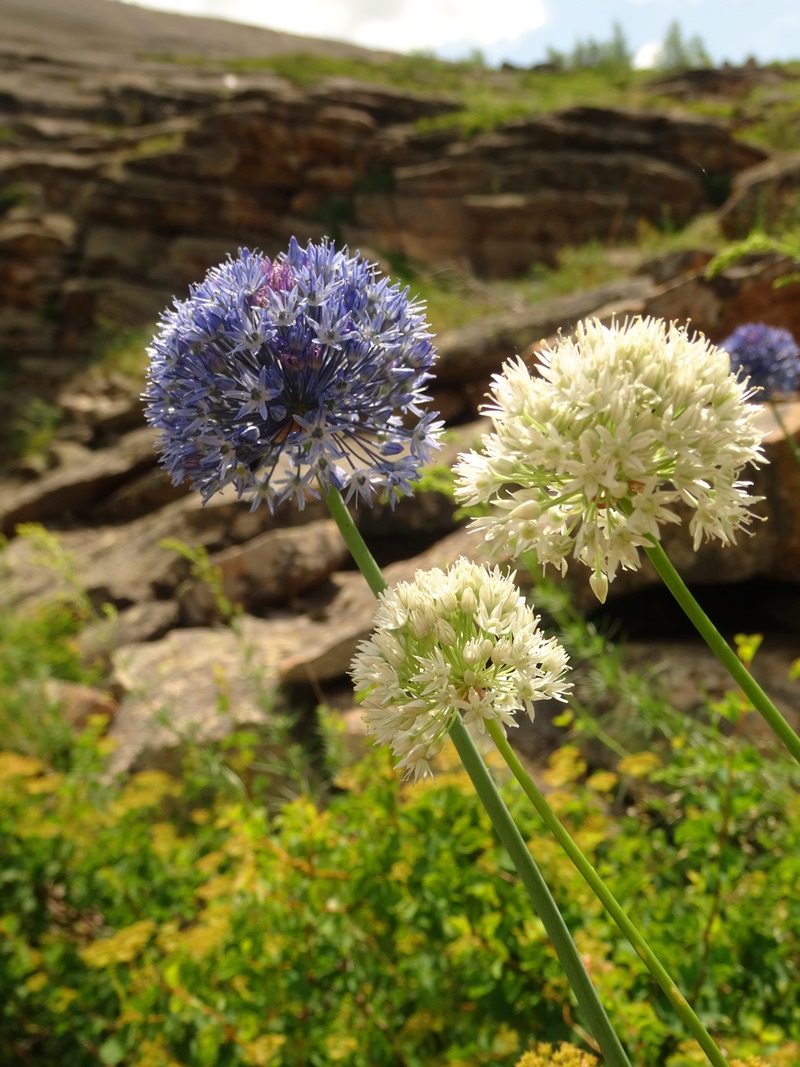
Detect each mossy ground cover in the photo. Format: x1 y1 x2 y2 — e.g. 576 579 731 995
139 47 800 150
221 52 800 151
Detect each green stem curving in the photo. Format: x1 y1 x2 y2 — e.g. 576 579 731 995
322 486 387 597
486 719 731 1067
644 538 800 765
449 719 632 1067
323 483 632 1067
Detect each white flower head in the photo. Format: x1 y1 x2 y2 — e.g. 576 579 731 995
350 558 570 780
453 316 766 602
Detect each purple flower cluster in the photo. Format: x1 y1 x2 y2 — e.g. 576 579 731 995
144 239 442 509
720 322 800 399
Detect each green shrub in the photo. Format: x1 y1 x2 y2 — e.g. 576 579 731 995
7 396 64 462
1 711 799 1065
0 524 114 773
0 181 29 215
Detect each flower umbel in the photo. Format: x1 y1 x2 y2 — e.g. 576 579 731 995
143 239 441 509
720 322 800 399
454 316 766 602
350 558 570 780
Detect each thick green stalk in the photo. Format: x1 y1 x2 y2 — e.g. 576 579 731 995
449 719 632 1067
323 484 632 1067
486 719 731 1067
322 486 387 596
644 538 800 765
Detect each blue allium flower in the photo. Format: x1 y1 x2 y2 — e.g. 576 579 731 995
720 322 800 399
143 239 442 509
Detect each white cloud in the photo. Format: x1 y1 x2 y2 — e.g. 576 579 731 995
122 0 547 53
332 0 548 52
633 40 662 68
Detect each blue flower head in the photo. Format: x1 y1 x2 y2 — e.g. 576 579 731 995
143 239 442 509
720 322 800 400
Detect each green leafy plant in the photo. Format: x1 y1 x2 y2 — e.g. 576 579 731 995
90 317 155 381
160 539 243 630
0 181 29 215
706 229 800 289
2 710 799 1066
2 528 799 1065
0 526 109 769
657 20 713 72
8 397 64 463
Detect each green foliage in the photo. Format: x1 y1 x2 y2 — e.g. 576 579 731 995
0 526 107 769
0 598 93 769
657 20 713 72
516 1044 598 1066
415 462 461 498
706 227 800 288
546 21 633 75
132 46 800 151
412 64 650 138
524 575 800 1059
222 49 487 93
8 396 64 462
529 241 629 295
382 241 630 334
126 131 184 158
2 533 799 1064
382 264 506 331
0 745 557 1066
12 523 105 623
0 181 29 215
90 317 154 381
160 539 243 630
1 690 799 1065
744 84 800 151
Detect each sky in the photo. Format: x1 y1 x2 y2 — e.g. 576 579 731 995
116 0 800 67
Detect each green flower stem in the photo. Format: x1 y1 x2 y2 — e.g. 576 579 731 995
644 538 800 766
449 718 632 1067
485 718 731 1067
323 484 632 1067
322 486 387 596
769 399 800 469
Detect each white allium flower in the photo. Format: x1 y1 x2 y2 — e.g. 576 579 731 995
350 558 570 780
453 317 766 602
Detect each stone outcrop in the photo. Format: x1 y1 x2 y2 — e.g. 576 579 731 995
1 97 765 380
0 0 774 430
2 90 764 396
354 106 764 277
718 152 800 238
604 252 800 349
105 617 322 775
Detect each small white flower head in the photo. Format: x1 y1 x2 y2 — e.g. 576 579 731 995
350 558 570 780
453 316 767 602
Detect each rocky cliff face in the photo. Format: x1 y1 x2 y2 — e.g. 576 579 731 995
3 86 765 384
0 0 779 412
